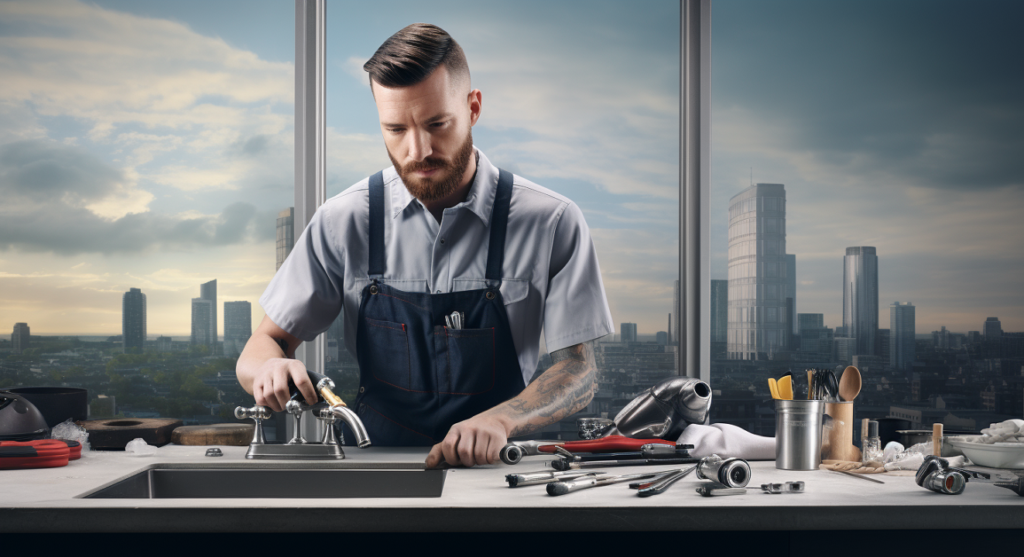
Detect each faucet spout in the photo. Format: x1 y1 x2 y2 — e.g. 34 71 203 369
331 405 371 448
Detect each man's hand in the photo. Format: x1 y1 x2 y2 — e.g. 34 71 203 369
424 340 597 468
250 358 319 413
425 414 510 468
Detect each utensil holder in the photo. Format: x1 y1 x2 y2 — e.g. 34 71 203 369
775 400 825 470
821 401 861 462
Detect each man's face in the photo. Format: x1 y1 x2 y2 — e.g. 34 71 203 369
372 65 481 201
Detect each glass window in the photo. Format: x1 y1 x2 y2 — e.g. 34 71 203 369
0 1 292 432
325 1 680 436
710 0 1024 436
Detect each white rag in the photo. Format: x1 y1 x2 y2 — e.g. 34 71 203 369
676 423 776 460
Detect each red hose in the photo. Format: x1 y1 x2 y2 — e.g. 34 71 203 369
0 440 71 469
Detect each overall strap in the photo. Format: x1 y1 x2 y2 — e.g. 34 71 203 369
367 171 385 280
484 169 514 286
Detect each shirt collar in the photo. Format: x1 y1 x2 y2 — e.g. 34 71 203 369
389 147 499 227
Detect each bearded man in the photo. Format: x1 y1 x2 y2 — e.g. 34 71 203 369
237 23 613 468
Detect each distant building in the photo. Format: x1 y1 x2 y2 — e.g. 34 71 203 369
223 301 252 357
984 317 1002 341
191 298 215 348
156 336 173 352
656 331 669 345
200 279 217 348
11 323 30 353
843 246 879 357
797 313 832 360
877 329 891 364
727 183 788 360
710 279 728 344
890 302 916 371
834 337 856 365
277 207 295 271
620 323 638 343
122 287 147 352
785 253 797 346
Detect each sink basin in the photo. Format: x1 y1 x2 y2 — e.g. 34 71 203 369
79 463 446 499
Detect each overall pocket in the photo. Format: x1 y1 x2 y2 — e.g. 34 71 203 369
436 327 496 395
363 317 413 391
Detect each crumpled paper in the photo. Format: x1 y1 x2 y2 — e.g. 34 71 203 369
124 437 157 456
50 418 90 453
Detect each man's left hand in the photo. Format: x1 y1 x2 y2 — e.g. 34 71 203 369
425 414 509 468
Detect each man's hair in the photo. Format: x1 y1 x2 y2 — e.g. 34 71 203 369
363 23 469 89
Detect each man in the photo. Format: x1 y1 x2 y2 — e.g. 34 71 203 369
236 23 613 468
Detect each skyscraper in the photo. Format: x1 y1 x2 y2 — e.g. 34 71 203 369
727 183 788 360
785 253 797 346
223 301 252 357
277 207 295 271
890 302 916 371
710 279 727 344
191 298 214 348
843 247 879 356
122 287 147 352
200 279 217 348
984 317 1002 340
11 323 29 354
621 323 638 343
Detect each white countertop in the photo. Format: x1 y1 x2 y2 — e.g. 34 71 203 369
2 444 1022 533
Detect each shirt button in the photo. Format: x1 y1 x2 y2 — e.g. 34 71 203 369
440 238 445 244
436 290 442 294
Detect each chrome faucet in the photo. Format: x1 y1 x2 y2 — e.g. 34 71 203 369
234 370 370 459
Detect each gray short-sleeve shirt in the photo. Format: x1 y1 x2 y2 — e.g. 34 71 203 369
259 148 614 385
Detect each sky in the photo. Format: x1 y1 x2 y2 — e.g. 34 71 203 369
0 0 1020 338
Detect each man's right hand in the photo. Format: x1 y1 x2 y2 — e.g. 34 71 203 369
251 358 319 412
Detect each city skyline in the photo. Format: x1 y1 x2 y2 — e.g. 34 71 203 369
1 0 1022 336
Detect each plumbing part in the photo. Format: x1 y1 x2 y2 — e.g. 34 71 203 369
285 400 309 444
317 408 340 446
505 470 598 488
500 435 678 465
205 448 223 457
289 370 371 448
628 468 689 488
547 471 660 496
609 376 712 439
234 405 271 445
754 481 805 494
696 454 751 488
636 465 697 497
695 484 746 497
921 468 967 495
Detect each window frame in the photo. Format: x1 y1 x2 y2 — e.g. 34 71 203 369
294 0 712 384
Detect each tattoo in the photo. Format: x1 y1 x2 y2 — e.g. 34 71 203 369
496 341 597 437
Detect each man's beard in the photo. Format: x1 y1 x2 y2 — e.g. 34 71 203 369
389 130 474 202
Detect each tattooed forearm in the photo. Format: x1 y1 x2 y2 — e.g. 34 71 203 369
490 341 598 438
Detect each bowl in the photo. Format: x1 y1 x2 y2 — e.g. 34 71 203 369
948 438 1024 469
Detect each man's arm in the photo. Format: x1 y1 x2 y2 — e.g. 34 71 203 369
424 340 597 468
236 315 319 412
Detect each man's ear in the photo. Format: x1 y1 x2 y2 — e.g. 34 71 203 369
467 88 482 126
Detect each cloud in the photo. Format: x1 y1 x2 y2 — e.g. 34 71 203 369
0 140 125 202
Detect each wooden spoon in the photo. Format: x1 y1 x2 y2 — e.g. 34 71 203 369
839 366 862 402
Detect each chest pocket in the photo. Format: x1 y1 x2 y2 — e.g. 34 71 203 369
452 278 529 305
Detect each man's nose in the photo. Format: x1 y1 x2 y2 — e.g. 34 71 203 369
407 128 432 162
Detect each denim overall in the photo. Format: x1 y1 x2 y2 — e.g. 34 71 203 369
342 169 527 446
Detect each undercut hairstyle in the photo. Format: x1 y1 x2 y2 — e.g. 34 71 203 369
363 23 469 90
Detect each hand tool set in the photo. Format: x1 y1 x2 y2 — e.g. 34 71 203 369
507 451 756 499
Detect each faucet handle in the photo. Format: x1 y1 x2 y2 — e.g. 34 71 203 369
235 405 272 421
317 408 340 446
234 405 271 445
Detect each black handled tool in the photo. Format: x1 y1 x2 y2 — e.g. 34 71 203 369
636 465 697 497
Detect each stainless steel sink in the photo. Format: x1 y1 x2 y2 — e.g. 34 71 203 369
79 462 446 499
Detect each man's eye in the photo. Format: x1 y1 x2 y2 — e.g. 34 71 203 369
431 121 446 128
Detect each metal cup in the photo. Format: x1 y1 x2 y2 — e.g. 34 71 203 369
775 399 825 471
